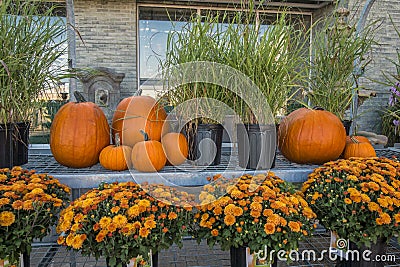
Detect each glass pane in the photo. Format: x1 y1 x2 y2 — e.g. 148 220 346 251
139 7 196 81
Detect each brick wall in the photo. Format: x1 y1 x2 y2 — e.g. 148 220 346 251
74 0 137 99
346 0 400 133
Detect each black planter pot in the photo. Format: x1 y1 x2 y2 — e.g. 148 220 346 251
152 252 158 267
230 246 277 267
22 252 30 267
187 123 223 166
342 120 352 136
13 122 30 166
237 124 276 170
0 124 13 168
336 238 388 267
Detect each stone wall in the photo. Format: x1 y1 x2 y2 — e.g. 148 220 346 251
73 0 137 99
346 0 400 133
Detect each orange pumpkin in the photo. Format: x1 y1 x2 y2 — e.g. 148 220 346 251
99 133 132 171
278 107 346 164
343 136 376 159
161 132 188 166
111 95 168 147
131 131 166 172
50 91 110 168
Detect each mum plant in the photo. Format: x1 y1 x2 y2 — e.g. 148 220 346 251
302 157 400 248
193 173 316 263
57 181 195 267
0 166 71 265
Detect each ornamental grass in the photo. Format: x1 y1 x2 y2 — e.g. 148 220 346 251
193 173 317 259
302 157 400 248
0 167 71 265
57 182 195 267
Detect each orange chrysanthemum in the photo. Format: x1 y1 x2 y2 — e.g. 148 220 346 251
250 202 263 212
250 210 261 218
95 230 107 242
233 207 243 217
144 219 156 229
99 217 112 229
113 214 128 228
224 214 236 226
264 222 275 235
394 213 400 223
267 214 280 225
368 202 380 212
111 206 120 214
344 198 352 205
168 212 178 220
377 213 391 225
263 209 274 217
211 229 219 236
288 221 301 232
0 211 15 227
139 227 150 238
71 234 87 250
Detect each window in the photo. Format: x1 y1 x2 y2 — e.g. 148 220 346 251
138 4 311 94
139 7 196 83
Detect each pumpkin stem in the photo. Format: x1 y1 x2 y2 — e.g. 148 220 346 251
140 130 149 141
134 89 142 96
115 133 121 147
74 91 87 103
350 136 360 144
312 106 325 111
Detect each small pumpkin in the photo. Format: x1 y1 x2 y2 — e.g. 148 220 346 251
131 130 166 172
99 133 132 171
343 136 376 159
278 107 346 164
50 91 110 168
161 132 188 166
111 95 168 147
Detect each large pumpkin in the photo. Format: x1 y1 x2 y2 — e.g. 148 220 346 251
50 92 110 168
343 136 376 159
278 107 346 164
111 95 168 147
161 132 188 166
131 131 166 172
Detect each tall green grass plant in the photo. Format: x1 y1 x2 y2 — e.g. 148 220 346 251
162 3 308 125
0 0 67 124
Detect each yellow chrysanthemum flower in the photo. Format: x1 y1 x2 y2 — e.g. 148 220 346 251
99 217 112 229
0 211 15 226
224 214 236 226
127 205 140 218
113 214 128 228
144 219 156 229
264 222 275 235
139 227 150 238
288 221 301 232
344 198 352 205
